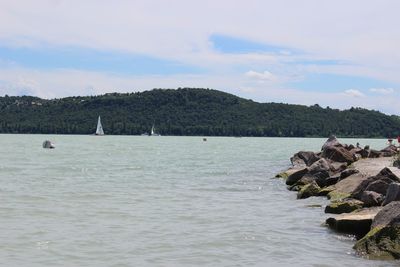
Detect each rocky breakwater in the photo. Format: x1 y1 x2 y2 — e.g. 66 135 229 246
276 135 400 260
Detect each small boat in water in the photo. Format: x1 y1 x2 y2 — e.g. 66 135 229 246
94 116 105 135
42 140 55 149
150 124 161 136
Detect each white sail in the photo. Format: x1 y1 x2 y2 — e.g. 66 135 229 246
95 116 104 135
150 124 160 136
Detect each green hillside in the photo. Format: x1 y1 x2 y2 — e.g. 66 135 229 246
0 88 399 137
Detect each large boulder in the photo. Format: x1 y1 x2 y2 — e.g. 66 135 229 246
321 135 341 151
329 172 367 201
382 183 400 206
326 207 382 238
286 168 309 186
351 168 400 200
309 158 330 174
290 151 320 167
371 201 400 228
380 145 398 157
322 145 354 164
354 201 400 260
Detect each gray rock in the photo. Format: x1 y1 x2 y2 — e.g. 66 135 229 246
354 202 400 259
325 198 364 214
286 168 309 186
325 175 340 186
380 145 398 156
297 173 316 186
383 183 400 206
368 149 382 158
371 201 400 228
314 171 332 187
329 161 348 173
297 181 321 199
290 151 320 167
357 149 370 158
322 145 354 164
351 167 400 200
361 191 383 207
321 135 341 151
309 158 330 174
326 207 382 238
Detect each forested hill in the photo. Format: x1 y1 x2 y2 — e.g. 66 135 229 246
0 88 399 137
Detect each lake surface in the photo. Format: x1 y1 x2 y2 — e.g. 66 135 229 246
0 135 396 266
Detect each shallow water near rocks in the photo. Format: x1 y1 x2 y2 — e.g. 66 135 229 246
0 134 396 266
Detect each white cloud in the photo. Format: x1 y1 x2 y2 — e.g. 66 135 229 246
1 67 400 114
245 70 275 81
0 1 400 115
369 88 394 94
343 89 365 98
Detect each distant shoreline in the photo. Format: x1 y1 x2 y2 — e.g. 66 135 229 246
1 88 399 138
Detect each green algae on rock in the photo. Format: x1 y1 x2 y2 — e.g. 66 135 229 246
325 199 364 214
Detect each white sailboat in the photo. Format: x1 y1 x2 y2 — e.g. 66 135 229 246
150 124 161 136
95 116 105 135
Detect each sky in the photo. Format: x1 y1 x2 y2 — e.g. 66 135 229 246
0 0 400 114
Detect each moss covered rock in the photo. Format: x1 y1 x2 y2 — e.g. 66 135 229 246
353 201 400 259
297 181 321 199
354 225 400 260
275 168 303 179
327 191 351 201
318 185 335 196
325 199 364 214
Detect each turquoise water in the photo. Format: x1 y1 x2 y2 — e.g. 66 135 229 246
0 135 395 266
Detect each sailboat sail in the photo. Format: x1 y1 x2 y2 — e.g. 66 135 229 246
150 124 160 136
95 116 104 135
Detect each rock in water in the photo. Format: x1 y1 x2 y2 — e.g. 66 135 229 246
286 168 309 186
325 199 364 214
290 151 320 167
297 181 320 199
354 201 400 260
326 207 382 238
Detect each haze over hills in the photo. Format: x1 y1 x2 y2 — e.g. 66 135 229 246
0 88 399 138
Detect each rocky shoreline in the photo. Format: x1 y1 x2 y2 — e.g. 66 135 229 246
276 136 400 260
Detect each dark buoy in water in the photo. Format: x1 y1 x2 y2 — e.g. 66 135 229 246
42 140 55 149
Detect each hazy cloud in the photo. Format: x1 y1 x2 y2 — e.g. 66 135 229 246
245 70 275 81
369 87 394 94
343 89 365 98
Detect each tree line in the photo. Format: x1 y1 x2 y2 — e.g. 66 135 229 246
0 88 399 138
